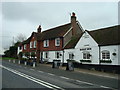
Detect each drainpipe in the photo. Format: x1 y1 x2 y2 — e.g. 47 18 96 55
62 37 64 65
62 50 64 64
98 45 101 65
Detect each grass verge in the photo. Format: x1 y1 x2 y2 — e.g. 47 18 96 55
1 57 17 60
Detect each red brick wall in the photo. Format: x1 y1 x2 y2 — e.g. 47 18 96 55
40 38 63 51
29 36 37 52
22 44 30 53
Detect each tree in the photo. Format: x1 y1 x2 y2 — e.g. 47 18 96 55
15 33 26 42
4 42 20 58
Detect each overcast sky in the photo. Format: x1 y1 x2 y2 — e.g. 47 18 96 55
1 1 119 54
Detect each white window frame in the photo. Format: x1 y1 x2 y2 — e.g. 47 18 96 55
55 38 60 46
82 52 91 60
24 44 26 50
101 50 110 60
44 40 49 47
69 53 74 60
33 40 37 48
30 41 33 48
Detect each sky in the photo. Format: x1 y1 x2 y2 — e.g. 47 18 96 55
0 0 119 54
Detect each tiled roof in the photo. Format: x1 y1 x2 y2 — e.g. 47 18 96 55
21 23 71 44
40 23 71 40
88 25 120 46
64 33 83 49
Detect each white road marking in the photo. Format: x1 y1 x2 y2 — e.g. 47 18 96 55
1 65 64 90
100 85 112 88
76 80 94 85
38 70 44 73
60 76 69 80
47 73 55 76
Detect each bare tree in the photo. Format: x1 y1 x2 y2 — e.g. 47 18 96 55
15 33 27 42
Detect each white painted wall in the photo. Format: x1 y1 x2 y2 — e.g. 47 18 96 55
17 46 22 55
42 51 63 62
64 31 100 64
100 45 119 65
64 49 75 63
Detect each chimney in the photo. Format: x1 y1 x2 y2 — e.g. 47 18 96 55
37 25 41 33
71 12 77 36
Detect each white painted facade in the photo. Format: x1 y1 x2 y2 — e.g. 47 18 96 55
64 49 75 63
64 31 120 65
100 45 119 65
17 46 22 55
42 51 63 63
75 31 99 64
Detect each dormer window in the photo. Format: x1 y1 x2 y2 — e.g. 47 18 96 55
55 38 60 46
44 40 49 47
33 40 37 48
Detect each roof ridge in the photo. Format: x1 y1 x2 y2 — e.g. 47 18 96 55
42 23 71 33
90 25 119 32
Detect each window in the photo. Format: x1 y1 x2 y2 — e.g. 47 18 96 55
45 52 49 59
30 41 33 48
55 52 60 58
102 50 110 60
33 40 37 48
19 46 22 50
44 40 49 47
83 52 91 60
69 53 74 60
55 38 60 46
24 44 26 50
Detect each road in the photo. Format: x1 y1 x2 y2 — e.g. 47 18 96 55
1 60 119 89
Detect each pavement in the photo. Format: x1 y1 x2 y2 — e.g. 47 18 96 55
7 59 119 79
38 63 119 79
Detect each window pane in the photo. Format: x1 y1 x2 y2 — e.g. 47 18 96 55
69 53 74 60
102 51 110 60
55 38 60 46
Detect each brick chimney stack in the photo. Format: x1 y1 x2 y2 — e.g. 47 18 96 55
37 25 41 33
71 12 77 36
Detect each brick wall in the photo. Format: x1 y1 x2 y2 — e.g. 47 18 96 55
40 38 63 51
